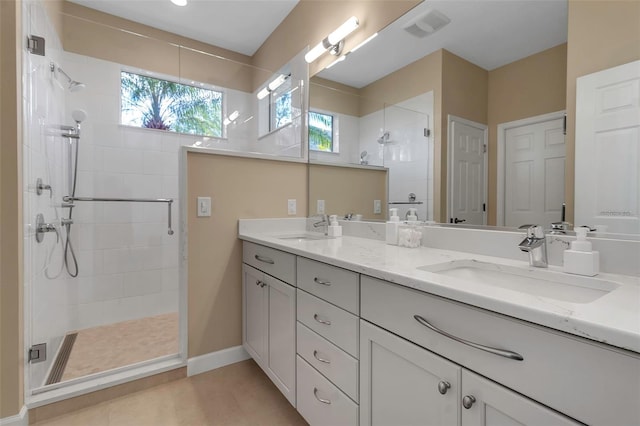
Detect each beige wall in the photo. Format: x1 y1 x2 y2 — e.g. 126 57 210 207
187 153 307 357
565 0 640 223
308 164 387 220
61 2 260 92
0 0 23 418
252 0 420 79
309 77 361 117
440 50 489 222
486 43 567 225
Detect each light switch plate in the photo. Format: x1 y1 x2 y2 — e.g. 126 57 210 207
317 199 325 214
197 197 211 217
374 199 382 214
287 199 297 215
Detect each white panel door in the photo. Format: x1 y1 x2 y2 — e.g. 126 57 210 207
360 320 461 426
266 275 296 406
242 264 267 367
504 118 565 228
575 60 640 234
449 117 487 225
461 370 579 426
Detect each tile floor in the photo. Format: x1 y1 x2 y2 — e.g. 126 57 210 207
60 313 179 382
34 360 308 425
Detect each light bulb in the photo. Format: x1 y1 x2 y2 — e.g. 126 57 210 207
257 87 270 100
268 74 287 91
305 42 327 63
327 16 359 46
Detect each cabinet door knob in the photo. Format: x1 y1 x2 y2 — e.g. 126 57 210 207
437 381 451 395
462 395 476 409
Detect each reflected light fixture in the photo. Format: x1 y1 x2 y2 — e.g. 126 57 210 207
256 73 291 100
223 110 240 126
171 0 187 6
305 16 359 63
324 32 377 70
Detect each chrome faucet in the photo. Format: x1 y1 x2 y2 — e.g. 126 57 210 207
518 225 548 268
312 214 329 235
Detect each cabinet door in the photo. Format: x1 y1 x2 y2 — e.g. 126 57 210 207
266 275 296 406
360 320 461 426
242 264 267 366
461 370 579 426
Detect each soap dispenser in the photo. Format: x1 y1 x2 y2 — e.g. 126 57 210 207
328 214 342 237
407 207 418 222
563 226 599 276
386 208 400 245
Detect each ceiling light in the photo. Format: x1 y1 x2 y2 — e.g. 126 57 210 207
171 0 187 6
305 16 360 63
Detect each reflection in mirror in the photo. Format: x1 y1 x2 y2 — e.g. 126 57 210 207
308 0 583 231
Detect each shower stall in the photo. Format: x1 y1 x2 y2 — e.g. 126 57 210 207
23 0 184 396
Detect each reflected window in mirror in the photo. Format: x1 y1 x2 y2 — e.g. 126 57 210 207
269 78 292 131
309 110 337 153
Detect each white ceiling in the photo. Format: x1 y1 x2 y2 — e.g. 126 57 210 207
318 0 568 87
68 0 567 87
68 0 299 56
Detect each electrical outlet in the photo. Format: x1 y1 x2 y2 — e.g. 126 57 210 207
317 199 325 214
287 199 297 215
197 197 211 217
374 199 382 214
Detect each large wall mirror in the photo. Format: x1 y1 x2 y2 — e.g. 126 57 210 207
307 0 583 229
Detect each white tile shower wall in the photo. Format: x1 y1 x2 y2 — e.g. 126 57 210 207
23 0 72 388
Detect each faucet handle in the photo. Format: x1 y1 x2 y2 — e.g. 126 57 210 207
520 224 544 238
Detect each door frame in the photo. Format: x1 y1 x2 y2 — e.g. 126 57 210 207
447 115 488 225
496 110 566 226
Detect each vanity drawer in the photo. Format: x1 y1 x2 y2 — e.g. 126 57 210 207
243 241 295 285
297 257 359 314
296 356 358 426
297 322 359 402
297 289 359 358
361 275 640 426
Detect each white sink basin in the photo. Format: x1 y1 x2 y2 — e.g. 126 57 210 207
418 259 620 304
277 233 331 242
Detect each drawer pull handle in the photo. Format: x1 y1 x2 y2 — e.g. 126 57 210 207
254 254 274 264
462 395 476 409
437 381 451 395
413 315 524 361
313 277 331 286
313 350 331 364
313 387 332 405
313 314 332 326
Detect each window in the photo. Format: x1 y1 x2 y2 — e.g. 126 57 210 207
120 71 223 137
308 111 334 152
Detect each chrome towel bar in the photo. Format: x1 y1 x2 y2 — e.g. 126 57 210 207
62 196 174 235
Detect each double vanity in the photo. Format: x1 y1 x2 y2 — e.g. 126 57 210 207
239 219 640 426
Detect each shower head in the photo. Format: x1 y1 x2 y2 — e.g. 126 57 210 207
72 109 87 124
50 62 86 92
360 150 368 159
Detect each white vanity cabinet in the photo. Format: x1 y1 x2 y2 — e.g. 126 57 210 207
361 275 640 426
241 242 296 406
360 320 577 426
295 258 360 426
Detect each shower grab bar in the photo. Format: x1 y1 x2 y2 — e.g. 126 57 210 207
63 196 174 235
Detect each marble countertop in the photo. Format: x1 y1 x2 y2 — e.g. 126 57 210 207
239 226 640 354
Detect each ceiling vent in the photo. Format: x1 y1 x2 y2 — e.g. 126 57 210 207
403 9 451 38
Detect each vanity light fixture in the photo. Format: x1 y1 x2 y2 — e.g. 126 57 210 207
223 110 240 126
324 32 378 70
171 0 187 6
256 73 291 100
305 16 360 63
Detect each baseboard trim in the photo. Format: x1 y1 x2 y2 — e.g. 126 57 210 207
0 406 28 426
187 345 250 377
